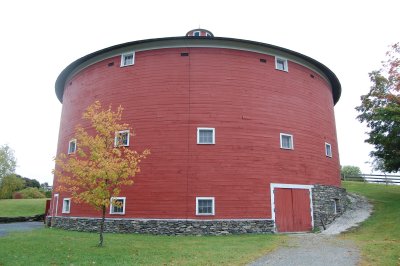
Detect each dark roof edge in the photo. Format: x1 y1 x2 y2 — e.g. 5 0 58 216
55 36 341 104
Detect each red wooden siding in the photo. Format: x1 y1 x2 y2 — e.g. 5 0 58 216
275 188 312 232
53 47 341 219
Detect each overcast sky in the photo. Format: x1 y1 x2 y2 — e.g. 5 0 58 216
0 0 399 184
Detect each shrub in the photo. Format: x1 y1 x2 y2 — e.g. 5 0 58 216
13 187 46 199
0 174 25 199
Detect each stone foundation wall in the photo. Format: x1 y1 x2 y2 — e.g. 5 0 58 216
312 184 348 228
47 184 347 234
47 217 274 235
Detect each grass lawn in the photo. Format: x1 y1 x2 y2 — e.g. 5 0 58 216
0 229 284 266
0 198 47 217
342 181 400 265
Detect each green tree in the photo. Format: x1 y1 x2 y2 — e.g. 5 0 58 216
0 144 17 182
0 174 25 199
54 101 150 247
341 165 362 178
356 43 400 172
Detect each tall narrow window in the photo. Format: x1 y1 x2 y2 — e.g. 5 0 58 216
115 130 130 147
68 139 77 154
196 197 215 215
62 198 71 213
110 197 126 215
197 128 215 144
275 57 288 72
280 133 293 150
120 52 135 67
325 142 332 157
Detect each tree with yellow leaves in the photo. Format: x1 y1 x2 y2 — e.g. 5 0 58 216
54 101 150 247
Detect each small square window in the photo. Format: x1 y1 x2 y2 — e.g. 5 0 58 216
115 130 130 147
325 143 332 157
280 133 293 150
193 31 201 37
110 197 126 215
68 139 76 154
196 197 215 215
62 198 71 213
120 52 135 67
275 57 288 72
197 128 215 144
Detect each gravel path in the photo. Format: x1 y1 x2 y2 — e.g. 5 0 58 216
248 193 372 266
0 222 44 237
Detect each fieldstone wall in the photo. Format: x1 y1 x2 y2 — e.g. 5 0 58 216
47 217 274 235
312 184 348 228
0 214 45 224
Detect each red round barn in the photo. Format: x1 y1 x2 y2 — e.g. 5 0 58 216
49 29 346 234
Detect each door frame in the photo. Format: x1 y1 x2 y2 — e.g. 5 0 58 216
52 193 59 217
270 183 314 231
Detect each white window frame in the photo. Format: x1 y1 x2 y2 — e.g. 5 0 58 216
120 52 135 67
196 197 215 215
62 198 71 214
68 139 77 154
275 57 288 72
332 199 338 214
110 197 126 215
325 142 332 157
280 133 294 150
197 127 215 145
114 130 130 147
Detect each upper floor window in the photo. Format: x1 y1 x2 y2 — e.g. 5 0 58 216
62 198 71 213
115 130 130 147
280 133 293 150
68 139 77 154
196 197 215 215
110 197 126 215
325 142 332 157
193 31 201 37
197 128 215 144
120 52 135 67
275 57 288 72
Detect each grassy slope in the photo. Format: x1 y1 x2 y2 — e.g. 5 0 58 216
0 229 283 266
0 199 47 217
342 181 400 265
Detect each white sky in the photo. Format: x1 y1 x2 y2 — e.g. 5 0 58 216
0 0 399 184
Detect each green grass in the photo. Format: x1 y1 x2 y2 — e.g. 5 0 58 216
0 229 284 266
342 181 400 265
0 199 47 217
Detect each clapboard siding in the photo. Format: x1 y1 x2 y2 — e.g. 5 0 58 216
54 47 340 219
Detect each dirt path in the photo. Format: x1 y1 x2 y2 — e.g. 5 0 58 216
249 234 359 266
248 193 372 266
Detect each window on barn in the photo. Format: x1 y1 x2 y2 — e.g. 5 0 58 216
110 197 126 215
197 128 215 144
120 52 135 67
275 57 288 72
332 198 340 214
280 133 293 150
68 139 77 154
325 142 332 157
62 198 71 213
115 130 130 147
196 197 215 215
